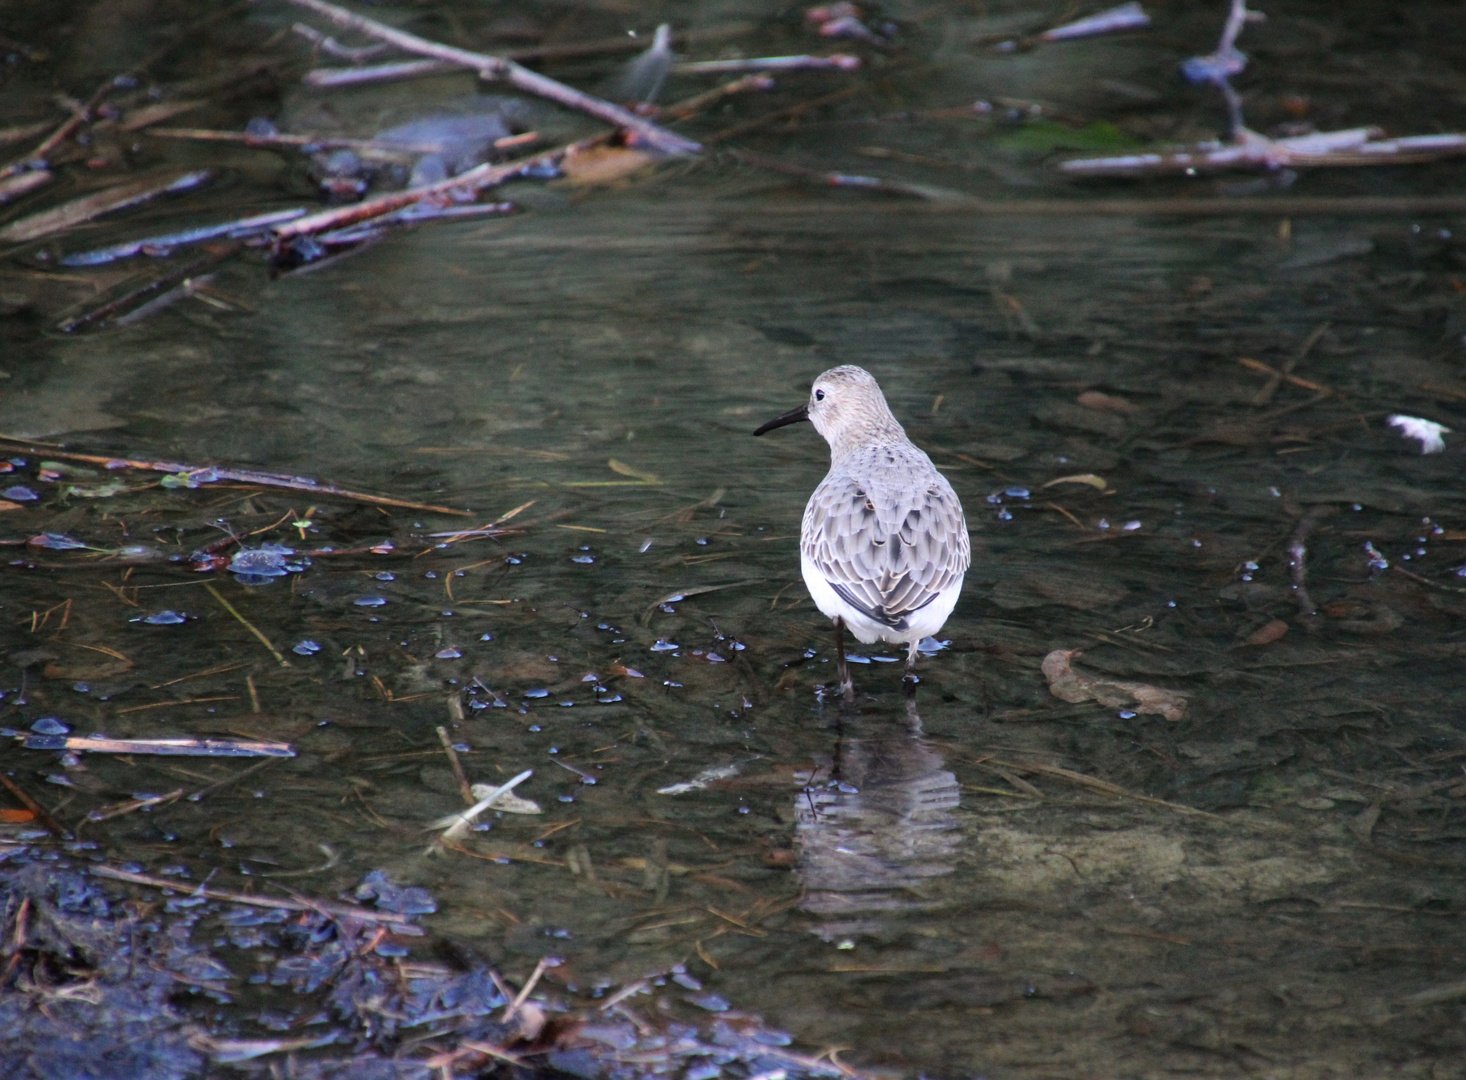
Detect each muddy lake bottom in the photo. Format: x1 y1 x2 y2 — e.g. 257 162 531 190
3 1 1466 1077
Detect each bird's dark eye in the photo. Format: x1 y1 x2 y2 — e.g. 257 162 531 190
814 389 825 401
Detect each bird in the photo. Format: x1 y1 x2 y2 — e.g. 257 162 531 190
754 365 969 698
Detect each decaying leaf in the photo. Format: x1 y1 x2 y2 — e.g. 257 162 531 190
66 481 130 498
1241 618 1289 646
465 780 541 815
1076 390 1140 414
1042 648 1187 721
426 769 540 854
607 458 660 483
657 763 740 795
557 145 656 187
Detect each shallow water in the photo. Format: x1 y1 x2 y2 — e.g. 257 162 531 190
4 1 1466 1076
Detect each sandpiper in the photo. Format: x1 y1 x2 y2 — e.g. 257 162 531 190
754 365 969 697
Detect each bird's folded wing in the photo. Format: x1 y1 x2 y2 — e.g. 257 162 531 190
803 475 970 629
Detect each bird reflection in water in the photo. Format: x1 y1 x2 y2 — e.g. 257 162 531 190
795 698 961 942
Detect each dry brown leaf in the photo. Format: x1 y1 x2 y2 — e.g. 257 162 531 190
557 145 655 187
0 499 25 512
1041 648 1187 722
512 1001 546 1042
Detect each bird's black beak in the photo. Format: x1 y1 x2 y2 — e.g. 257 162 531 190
752 404 810 436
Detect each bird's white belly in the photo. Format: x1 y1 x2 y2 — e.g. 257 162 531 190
801 552 963 647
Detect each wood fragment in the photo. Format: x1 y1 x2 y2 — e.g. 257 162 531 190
0 169 211 244
21 734 294 757
0 773 73 839
0 169 51 205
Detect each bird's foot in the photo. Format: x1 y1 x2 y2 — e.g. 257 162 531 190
902 672 920 699
814 680 858 706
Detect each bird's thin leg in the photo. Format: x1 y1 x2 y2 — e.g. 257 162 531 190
834 617 854 701
902 639 920 698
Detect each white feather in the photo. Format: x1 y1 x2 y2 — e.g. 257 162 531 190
1387 414 1449 454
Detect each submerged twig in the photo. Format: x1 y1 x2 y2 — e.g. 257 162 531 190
150 126 427 160
503 957 548 1024
56 241 242 332
290 20 392 63
1066 0 1465 178
1060 127 1466 177
995 2 1151 52
300 23 758 89
187 757 279 801
205 584 291 668
22 734 295 757
436 725 475 806
303 58 450 89
750 193 1466 216
659 75 777 122
727 147 962 200
286 0 699 155
1253 322 1330 406
0 436 473 516
271 137 585 244
0 169 211 245
0 4 254 183
0 169 52 205
59 208 307 267
675 54 861 75
0 77 118 182
90 864 418 925
1286 506 1334 624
